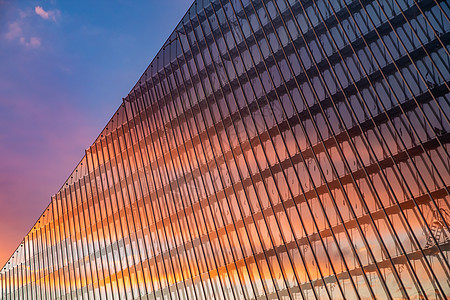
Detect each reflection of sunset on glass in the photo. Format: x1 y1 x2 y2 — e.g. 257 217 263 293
1 0 450 298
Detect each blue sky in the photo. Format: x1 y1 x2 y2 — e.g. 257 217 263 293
0 0 192 267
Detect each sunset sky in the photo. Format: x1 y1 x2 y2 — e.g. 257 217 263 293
0 0 191 268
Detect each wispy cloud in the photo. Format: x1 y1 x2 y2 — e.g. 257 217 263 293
4 21 41 48
19 36 41 48
5 21 22 40
2 4 59 49
35 6 60 21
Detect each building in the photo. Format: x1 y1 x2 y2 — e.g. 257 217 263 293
1 0 449 298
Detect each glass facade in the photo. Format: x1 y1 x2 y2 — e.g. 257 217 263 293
1 0 449 298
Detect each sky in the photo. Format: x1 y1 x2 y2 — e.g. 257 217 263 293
0 0 192 268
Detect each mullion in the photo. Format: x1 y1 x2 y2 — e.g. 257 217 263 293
128 24 443 171
4 268 7 299
121 102 183 297
39 219 49 300
63 181 86 298
15 251 19 299
78 164 98 300
339 0 450 250
74 178 96 300
36 218 46 299
234 1 375 297
85 148 119 299
3 266 7 299
193 6 306 299
106 126 166 299
290 0 420 296
90 142 127 299
183 8 292 299
131 87 199 299
353 0 450 284
43 214 54 300
53 193 71 298
151 55 232 298
17 242 25 300
127 83 445 219
84 153 113 299
37 219 49 299
9 254 15 300
14 250 20 299
13 243 19 298
15 250 20 299
69 175 92 299
68 180 90 299
56 192 72 299
23 238 29 300
134 0 436 138
80 170 104 299
12 251 20 298
45 207 59 300
204 1 327 298
136 77 209 298
298 0 424 296
183 11 290 299
207 0 330 298
161 42 245 300
49 199 64 299
5 267 8 299
25 233 33 299
368 0 450 233
99 132 148 298
44 204 57 300
124 93 176 298
146 63 211 299
174 16 253 299
133 111 178 298
9 244 13 299
247 0 383 298
32 225 43 299
314 0 445 295
134 84 196 299
44 213 55 300
58 191 73 299
18 259 22 299
8 263 12 300
2 261 5 297
18 255 23 299
102 132 145 299
292 0 436 296
183 8 291 299
97 129 139 299
363 0 450 185
294 0 448 296
7 261 12 299
394 0 450 94
368 0 448 192
226 0 364 298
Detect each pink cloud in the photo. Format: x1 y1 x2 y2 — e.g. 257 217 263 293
5 21 22 40
4 9 45 48
34 6 49 19
35 6 60 21
19 36 41 48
